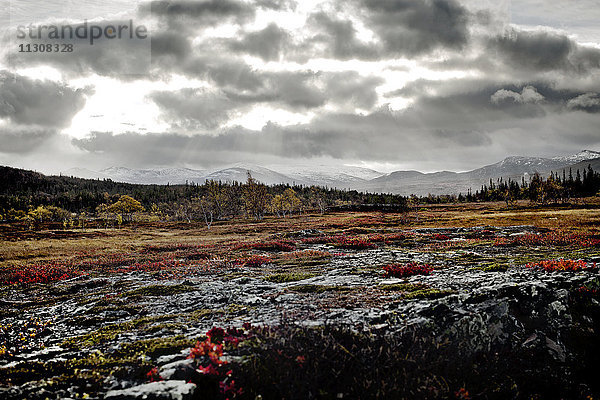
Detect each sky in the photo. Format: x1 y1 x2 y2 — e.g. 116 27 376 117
1 0 599 174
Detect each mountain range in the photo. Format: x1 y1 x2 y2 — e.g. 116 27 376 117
61 150 600 196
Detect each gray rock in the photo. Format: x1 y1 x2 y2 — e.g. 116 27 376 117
105 381 196 400
159 359 196 381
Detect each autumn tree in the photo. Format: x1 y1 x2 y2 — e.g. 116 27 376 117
243 172 270 220
270 193 287 218
107 195 145 221
205 180 225 220
282 188 301 216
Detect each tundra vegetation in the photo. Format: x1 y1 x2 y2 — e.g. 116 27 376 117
0 166 600 399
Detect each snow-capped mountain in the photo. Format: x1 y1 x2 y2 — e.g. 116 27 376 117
267 164 384 187
356 150 600 195
202 163 302 186
552 150 600 164
464 156 566 180
61 167 110 180
99 167 207 185
60 150 599 195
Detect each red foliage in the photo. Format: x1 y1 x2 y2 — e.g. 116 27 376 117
494 232 600 247
146 366 162 382
525 259 593 272
236 255 271 268
189 326 251 399
432 234 450 241
0 261 83 285
455 387 471 399
383 262 433 278
335 236 377 250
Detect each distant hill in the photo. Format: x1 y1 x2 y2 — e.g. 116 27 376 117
55 149 600 196
358 151 600 195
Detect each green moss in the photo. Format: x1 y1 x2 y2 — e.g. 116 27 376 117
0 335 194 391
403 288 456 300
377 282 454 299
62 314 181 349
482 264 508 272
187 308 224 322
112 335 195 359
264 272 317 283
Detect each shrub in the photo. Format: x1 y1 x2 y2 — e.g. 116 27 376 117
525 259 593 272
0 262 82 285
494 232 600 247
239 255 271 268
383 262 433 278
334 236 377 250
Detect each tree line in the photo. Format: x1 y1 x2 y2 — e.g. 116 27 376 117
0 167 408 227
1 165 599 227
418 165 600 205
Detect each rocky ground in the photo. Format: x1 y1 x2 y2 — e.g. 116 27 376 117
1 218 600 399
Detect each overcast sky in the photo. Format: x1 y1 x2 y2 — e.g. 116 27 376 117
1 0 599 174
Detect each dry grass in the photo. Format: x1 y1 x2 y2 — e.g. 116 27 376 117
1 198 599 269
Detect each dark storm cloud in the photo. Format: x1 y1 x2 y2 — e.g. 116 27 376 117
489 30 573 72
0 126 57 154
488 29 600 74
151 31 193 60
136 75 600 163
71 84 600 169
228 23 291 61
72 106 487 164
220 70 383 110
358 0 470 56
149 68 383 128
166 61 328 110
0 71 91 127
307 12 380 60
139 0 255 25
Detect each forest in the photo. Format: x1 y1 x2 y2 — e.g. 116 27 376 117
1 164 599 226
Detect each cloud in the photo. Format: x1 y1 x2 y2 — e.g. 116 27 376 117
149 69 383 129
0 71 91 127
490 86 545 104
567 93 600 113
488 29 600 74
7 19 153 79
307 12 380 60
324 72 384 110
149 88 242 130
358 0 470 56
179 63 328 110
70 104 600 171
254 0 297 11
229 23 291 61
139 0 255 25
0 126 57 154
